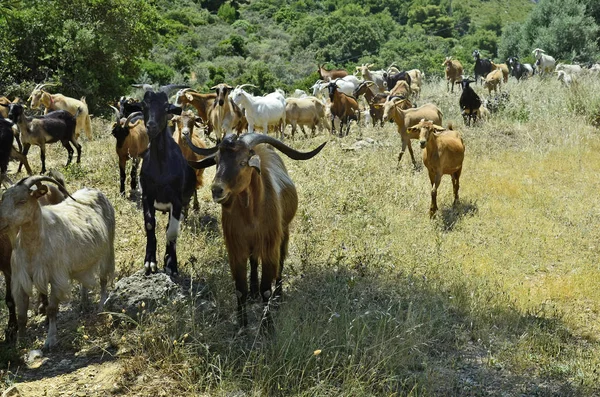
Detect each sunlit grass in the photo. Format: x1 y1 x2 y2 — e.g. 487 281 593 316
2 74 600 395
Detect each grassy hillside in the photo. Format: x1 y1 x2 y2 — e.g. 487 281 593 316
2 74 600 395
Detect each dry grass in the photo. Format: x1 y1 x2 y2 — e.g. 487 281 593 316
2 74 600 396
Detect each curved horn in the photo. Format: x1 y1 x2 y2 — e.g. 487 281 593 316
124 111 143 129
188 153 217 170
21 176 75 201
109 105 120 123
240 133 327 161
236 84 257 91
159 84 189 95
183 133 219 156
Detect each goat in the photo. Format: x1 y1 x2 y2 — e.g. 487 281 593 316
185 133 326 329
170 110 207 210
109 107 148 196
378 98 443 167
292 89 308 98
556 70 574 87
443 57 463 93
318 63 348 81
389 80 412 99
352 81 387 127
118 96 143 118
506 57 534 80
459 79 482 126
490 62 509 83
0 175 115 348
174 88 217 135
1 97 23 151
1 170 67 342
355 64 386 93
556 63 583 75
210 84 247 142
407 120 464 217
140 89 197 276
407 69 424 98
28 84 93 140
230 85 286 139
7 103 81 174
532 48 556 76
483 69 503 95
285 97 326 137
382 70 412 92
328 80 360 136
311 76 360 98
472 50 493 85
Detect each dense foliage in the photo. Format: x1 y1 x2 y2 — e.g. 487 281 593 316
0 0 599 112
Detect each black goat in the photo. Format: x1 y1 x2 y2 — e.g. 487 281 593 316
0 119 15 186
140 89 196 276
118 96 144 118
382 71 412 91
7 103 81 174
473 50 493 85
507 57 534 80
459 79 482 127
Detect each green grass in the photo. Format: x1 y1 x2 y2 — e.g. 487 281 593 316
2 74 600 396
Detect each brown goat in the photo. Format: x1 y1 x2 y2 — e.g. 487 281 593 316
210 84 247 142
109 107 148 196
171 110 207 210
186 134 326 329
443 57 463 93
408 120 465 217
491 62 509 83
318 64 349 81
377 98 442 167
389 80 412 98
352 81 387 127
175 89 217 134
484 69 503 95
327 80 359 136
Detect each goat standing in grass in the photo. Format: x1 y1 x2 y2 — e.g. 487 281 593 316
186 133 326 330
408 120 465 217
0 175 115 348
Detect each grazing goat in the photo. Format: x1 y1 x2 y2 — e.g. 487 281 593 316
556 70 574 87
483 69 503 95
532 48 556 76
443 57 463 93
408 120 464 217
285 97 326 137
472 50 493 85
459 79 482 126
210 84 247 142
140 89 197 275
185 133 326 329
353 81 387 127
171 110 207 210
109 107 148 196
355 64 386 93
0 175 115 348
230 85 286 139
507 57 534 80
379 98 443 166
8 103 81 174
491 62 509 83
556 63 583 75
318 63 348 81
328 80 360 136
29 84 93 140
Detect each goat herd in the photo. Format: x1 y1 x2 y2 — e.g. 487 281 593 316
0 46 595 351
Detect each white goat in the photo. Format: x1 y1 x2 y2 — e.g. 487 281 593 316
556 70 574 87
311 75 360 98
532 48 556 76
355 64 386 93
230 85 287 138
0 176 115 349
556 63 583 75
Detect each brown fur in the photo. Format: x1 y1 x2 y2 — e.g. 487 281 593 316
210 84 247 142
31 91 93 140
318 64 348 81
409 120 465 216
443 57 463 93
491 62 509 83
484 69 503 95
329 84 359 136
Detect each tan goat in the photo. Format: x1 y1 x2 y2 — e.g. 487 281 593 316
29 84 93 140
443 57 463 93
483 69 503 95
408 120 465 217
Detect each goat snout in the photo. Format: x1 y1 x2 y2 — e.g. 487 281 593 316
218 99 225 106
420 140 426 149
211 183 228 203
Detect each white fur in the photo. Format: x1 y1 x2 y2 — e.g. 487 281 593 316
230 87 287 138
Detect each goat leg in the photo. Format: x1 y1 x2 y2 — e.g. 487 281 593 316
61 140 74 168
164 203 182 276
142 197 158 275
17 143 31 173
231 261 249 327
249 256 259 300
4 272 17 343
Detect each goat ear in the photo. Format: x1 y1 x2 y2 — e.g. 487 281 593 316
433 125 446 132
407 126 420 134
248 154 261 174
185 93 194 101
29 184 48 199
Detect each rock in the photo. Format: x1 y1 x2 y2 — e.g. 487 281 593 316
104 270 208 318
1 385 21 397
342 138 379 151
